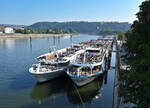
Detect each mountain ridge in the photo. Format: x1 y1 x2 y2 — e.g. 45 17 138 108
28 21 131 34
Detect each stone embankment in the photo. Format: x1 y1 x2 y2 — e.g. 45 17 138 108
113 40 121 108
0 33 73 38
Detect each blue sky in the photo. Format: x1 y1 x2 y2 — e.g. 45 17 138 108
0 0 143 25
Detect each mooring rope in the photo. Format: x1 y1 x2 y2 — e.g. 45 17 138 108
73 84 86 108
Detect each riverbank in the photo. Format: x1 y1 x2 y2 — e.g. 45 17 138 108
0 33 76 38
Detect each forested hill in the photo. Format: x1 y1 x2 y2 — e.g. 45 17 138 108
28 21 131 34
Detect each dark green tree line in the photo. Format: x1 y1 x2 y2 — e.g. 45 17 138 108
120 0 150 108
15 28 75 34
98 30 123 36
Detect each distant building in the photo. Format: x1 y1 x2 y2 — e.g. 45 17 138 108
4 27 14 34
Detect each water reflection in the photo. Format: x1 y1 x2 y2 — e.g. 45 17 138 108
30 75 70 104
104 71 108 84
67 76 103 105
1 35 110 108
70 35 72 43
0 39 15 52
52 36 61 49
30 74 104 106
29 37 32 53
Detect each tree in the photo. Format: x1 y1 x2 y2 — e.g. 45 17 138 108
98 30 122 36
117 32 125 41
69 28 75 33
120 1 150 108
52 28 62 34
15 29 23 33
23 28 29 34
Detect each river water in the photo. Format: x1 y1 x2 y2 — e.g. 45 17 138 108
0 34 115 108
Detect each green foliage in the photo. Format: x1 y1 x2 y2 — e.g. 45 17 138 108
0 26 5 33
69 28 76 33
118 31 125 40
98 30 122 36
15 28 70 34
120 1 150 108
52 28 62 34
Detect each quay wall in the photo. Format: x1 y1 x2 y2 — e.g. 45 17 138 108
0 33 73 38
113 40 121 108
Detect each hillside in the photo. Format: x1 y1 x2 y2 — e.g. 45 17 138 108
28 21 131 34
0 24 27 28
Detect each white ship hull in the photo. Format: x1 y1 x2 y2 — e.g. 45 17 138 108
29 67 65 83
71 76 95 86
68 69 104 87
